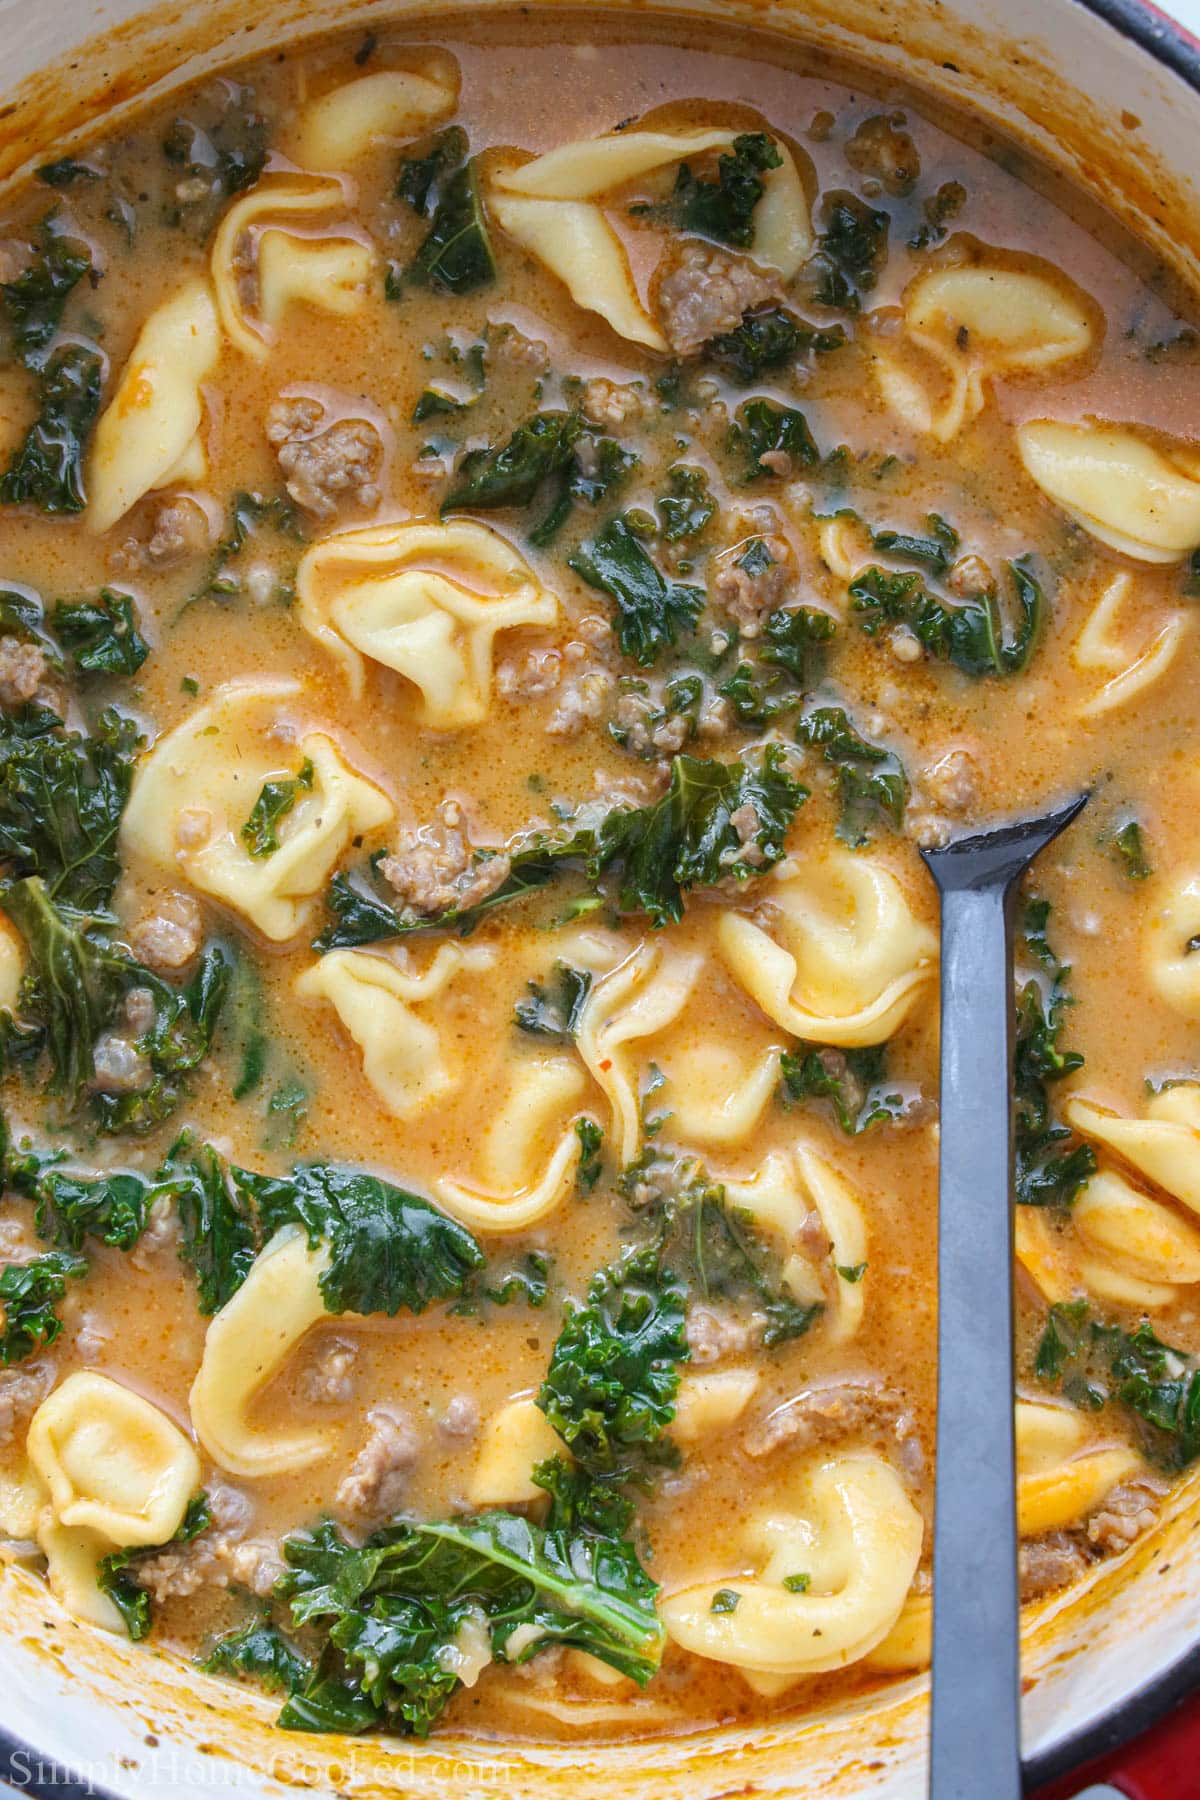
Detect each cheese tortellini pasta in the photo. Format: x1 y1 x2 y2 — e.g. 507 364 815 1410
87 277 220 533
574 940 781 1162
1017 1170 1200 1311
1144 878 1200 1021
189 1227 333 1477
295 518 560 718
671 1370 761 1447
718 853 936 1046
489 124 810 348
1071 571 1190 718
468 1395 563 1505
297 942 494 1121
1015 1401 1141 1536
658 1455 923 1680
1065 1087 1200 1214
1017 420 1200 562
874 256 1095 442
121 678 393 941
212 174 375 358
294 64 459 168
436 1055 592 1230
28 1373 201 1635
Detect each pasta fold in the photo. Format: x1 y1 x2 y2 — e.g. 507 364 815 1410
718 853 936 1045
1017 420 1200 562
435 1055 589 1230
659 1454 923 1677
87 277 220 534
295 67 459 168
120 677 393 942
295 518 559 716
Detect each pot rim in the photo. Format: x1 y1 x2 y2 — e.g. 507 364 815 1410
0 2 1197 1795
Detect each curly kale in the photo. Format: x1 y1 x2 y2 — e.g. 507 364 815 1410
1014 899 1096 1209
53 590 149 677
2 216 92 369
812 193 890 311
241 758 314 859
849 556 1045 678
272 1462 663 1735
0 1249 87 1363
0 343 103 515
97 1494 213 1639
318 749 806 946
570 516 704 665
389 130 495 296
796 705 908 846
728 399 819 482
1035 1302 1200 1471
703 308 843 384
514 962 593 1041
441 410 636 544
0 704 138 909
630 132 781 249
780 1042 908 1135
719 606 836 725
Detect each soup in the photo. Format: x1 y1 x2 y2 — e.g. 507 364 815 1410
0 5 1197 1748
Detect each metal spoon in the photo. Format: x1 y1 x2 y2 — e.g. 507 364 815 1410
922 791 1089 1800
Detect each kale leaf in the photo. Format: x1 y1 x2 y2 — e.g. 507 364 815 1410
631 132 781 249
230 1162 485 1318
53 589 149 677
728 399 819 482
0 703 138 908
796 704 908 845
780 1042 907 1134
812 193 889 311
569 517 704 665
275 1465 663 1734
1014 899 1096 1208
390 133 495 296
514 962 592 1041
444 410 581 512
655 465 715 541
175 1143 257 1314
8 1149 160 1252
849 556 1044 678
0 344 103 515
1112 819 1152 881
199 1619 310 1694
1035 1301 1200 1471
704 308 843 384
0 878 228 1121
719 606 835 724
192 490 307 607
396 127 469 215
163 95 269 231
870 512 960 576
623 1154 822 1350
0 1249 87 1363
318 749 806 945
2 216 92 369
537 1243 688 1478
241 758 314 859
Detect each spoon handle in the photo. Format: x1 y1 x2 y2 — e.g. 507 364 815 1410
928 876 1022 1800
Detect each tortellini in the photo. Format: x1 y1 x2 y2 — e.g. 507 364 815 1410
212 174 375 359
1017 1171 1200 1311
295 518 560 719
1017 420 1200 562
120 678 393 942
658 1455 923 1679
718 852 936 1046
189 1227 333 1477
1071 571 1189 718
295 66 458 168
28 1372 199 1547
874 258 1095 442
297 942 494 1122
489 125 810 348
724 1147 868 1342
672 1370 761 1447
468 1395 563 1505
0 914 24 1014
87 277 220 534
436 1055 591 1231
864 1591 931 1674
1143 878 1200 1021
1065 1088 1200 1214
1015 1401 1141 1537
28 1373 200 1636
574 941 781 1163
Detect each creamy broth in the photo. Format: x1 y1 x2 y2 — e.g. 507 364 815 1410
0 6 1196 1748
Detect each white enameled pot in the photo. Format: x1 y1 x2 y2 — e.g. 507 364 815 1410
1 1 1200 1794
